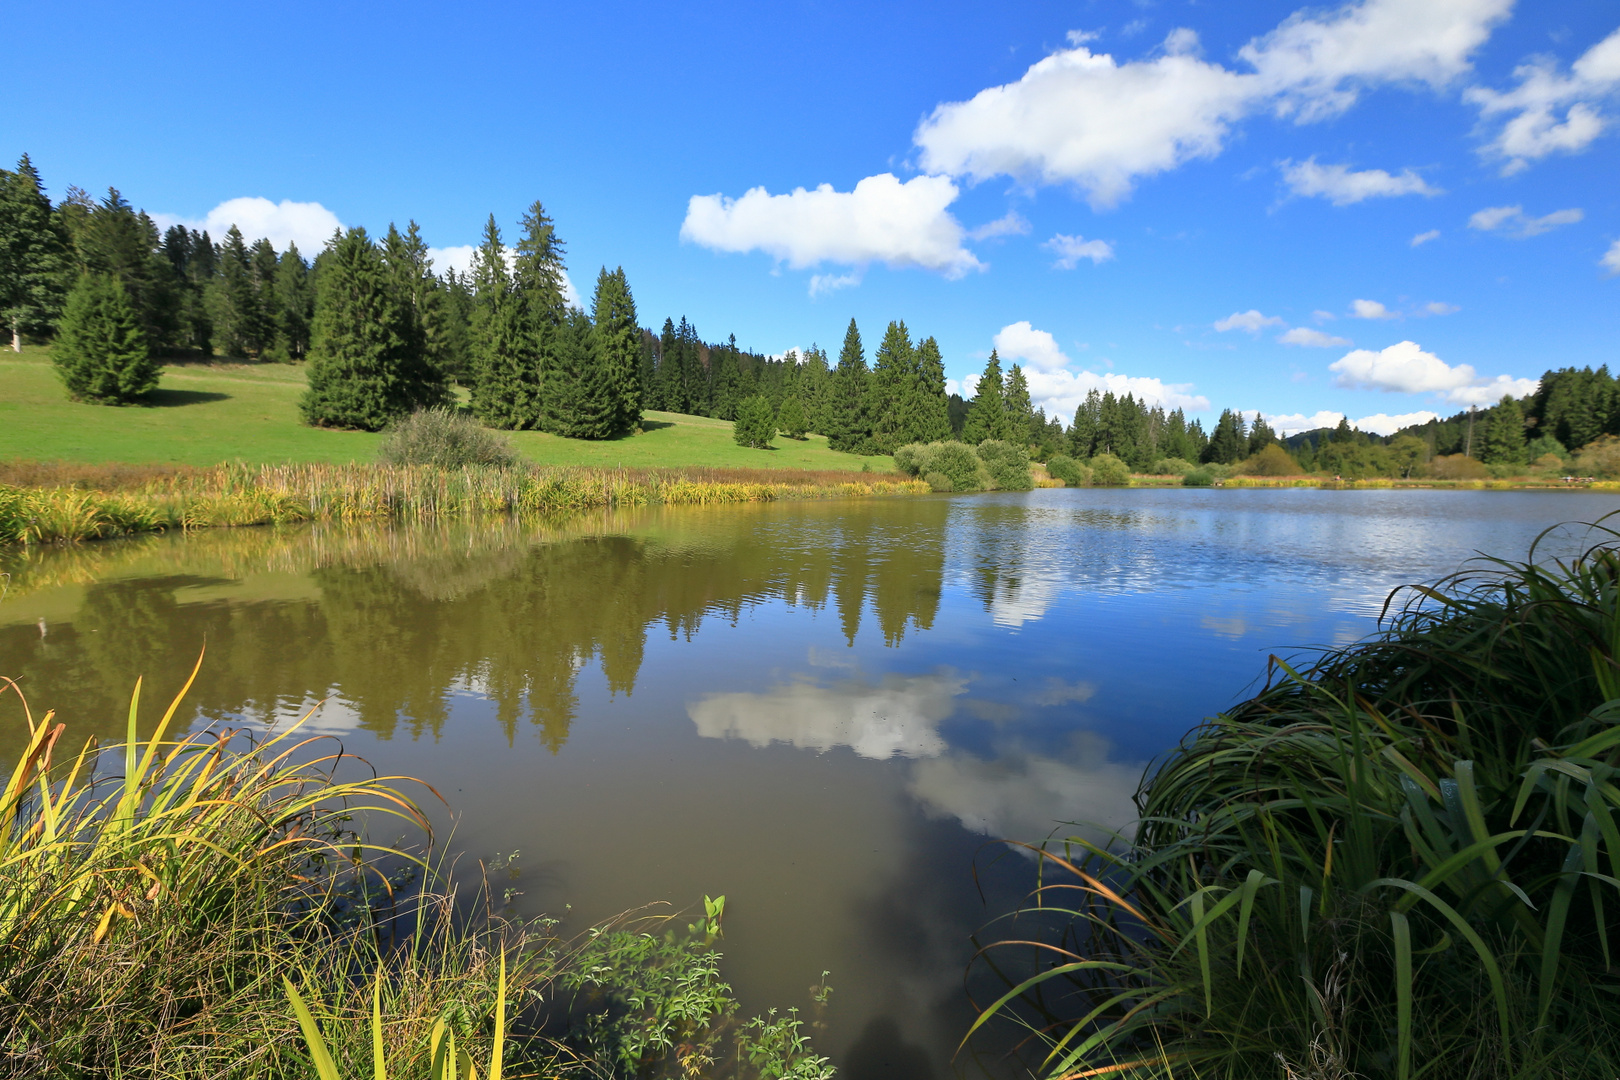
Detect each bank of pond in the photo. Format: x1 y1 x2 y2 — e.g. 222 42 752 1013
4 498 1620 1078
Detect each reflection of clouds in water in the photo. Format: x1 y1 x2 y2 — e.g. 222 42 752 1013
907 732 1142 845
807 645 859 669
1200 614 1248 640
988 570 1065 628
1030 676 1096 706
688 671 967 759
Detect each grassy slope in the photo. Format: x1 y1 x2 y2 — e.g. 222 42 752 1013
0 346 891 472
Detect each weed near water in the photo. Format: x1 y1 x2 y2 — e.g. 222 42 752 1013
0 461 928 545
970 521 1620 1079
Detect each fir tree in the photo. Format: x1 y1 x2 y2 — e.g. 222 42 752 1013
66 189 180 351
379 221 450 411
1069 389 1101 457
651 317 678 411
513 200 572 431
273 243 313 361
0 154 69 350
209 225 268 358
962 351 1007 444
826 318 871 452
469 215 542 429
777 392 808 438
300 228 421 430
867 320 916 454
543 309 615 437
1004 363 1034 446
1247 413 1277 455
1203 408 1249 464
733 394 777 448
51 273 157 403
911 337 953 443
1482 395 1528 464
798 345 831 434
590 266 642 435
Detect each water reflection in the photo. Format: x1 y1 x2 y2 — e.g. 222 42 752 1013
3 488 1617 1077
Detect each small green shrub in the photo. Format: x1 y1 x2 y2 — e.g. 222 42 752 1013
893 443 925 477
895 441 986 491
924 470 954 492
1182 467 1215 487
776 394 808 439
976 439 1033 491
1149 457 1197 476
1234 443 1300 476
732 395 777 449
1045 453 1090 486
377 408 520 468
1424 453 1489 480
1089 453 1130 486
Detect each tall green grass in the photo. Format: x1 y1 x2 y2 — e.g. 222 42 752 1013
971 522 1620 1079
0 462 928 545
0 662 842 1077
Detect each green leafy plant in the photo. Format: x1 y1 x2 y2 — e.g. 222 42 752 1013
378 409 521 469
975 440 1033 492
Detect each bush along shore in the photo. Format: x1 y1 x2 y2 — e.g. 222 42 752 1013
0 460 927 546
0 663 838 1079
971 523 1620 1079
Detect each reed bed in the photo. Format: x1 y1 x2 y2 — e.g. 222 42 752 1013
971 521 1620 1079
0 462 928 546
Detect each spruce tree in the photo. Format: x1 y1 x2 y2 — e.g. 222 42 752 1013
910 337 954 443
543 309 615 437
867 320 916 454
469 215 542 429
1483 395 1527 464
962 351 1007 444
777 392 807 438
733 394 777 448
209 225 267 358
1004 363 1035 446
273 243 313 361
590 266 642 435
798 345 831 434
1069 389 1101 457
379 221 450 411
1203 409 1248 464
0 154 69 350
52 273 158 403
513 200 572 431
300 228 419 430
67 189 180 351
651 317 678 412
826 318 871 452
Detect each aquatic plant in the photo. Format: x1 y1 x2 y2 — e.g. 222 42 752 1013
970 522 1620 1079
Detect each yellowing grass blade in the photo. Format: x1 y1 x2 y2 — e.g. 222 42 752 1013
284 976 342 1080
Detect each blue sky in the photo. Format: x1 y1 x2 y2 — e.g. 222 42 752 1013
6 0 1617 434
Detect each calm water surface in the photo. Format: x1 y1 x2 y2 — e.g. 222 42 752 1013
2 488 1617 1077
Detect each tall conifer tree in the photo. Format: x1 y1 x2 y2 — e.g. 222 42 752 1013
826 318 871 452
0 155 69 350
867 320 916 454
469 215 542 428
51 273 157 403
301 228 420 430
590 266 642 435
911 336 954 443
1004 363 1035 446
273 243 313 361
962 351 1008 444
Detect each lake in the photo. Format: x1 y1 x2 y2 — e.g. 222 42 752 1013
2 487 1616 1078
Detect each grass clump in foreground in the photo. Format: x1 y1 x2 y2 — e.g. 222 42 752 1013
0 660 838 1078
971 522 1620 1079
0 460 928 545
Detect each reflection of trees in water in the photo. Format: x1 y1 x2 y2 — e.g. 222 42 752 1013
0 500 948 757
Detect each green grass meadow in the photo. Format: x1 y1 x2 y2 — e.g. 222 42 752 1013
0 345 891 472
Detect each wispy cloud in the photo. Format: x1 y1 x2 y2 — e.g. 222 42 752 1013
1277 327 1351 347
1467 204 1584 237
1043 233 1115 268
1214 309 1285 333
1280 158 1441 205
1411 229 1441 247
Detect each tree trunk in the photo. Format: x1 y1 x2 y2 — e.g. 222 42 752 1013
11 317 19 353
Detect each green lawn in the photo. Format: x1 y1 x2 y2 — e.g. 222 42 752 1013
0 346 891 472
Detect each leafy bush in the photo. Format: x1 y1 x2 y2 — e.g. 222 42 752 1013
1425 453 1490 480
1182 468 1215 487
377 408 520 468
923 471 955 492
1149 457 1198 476
894 441 988 491
1235 443 1300 476
51 273 158 404
976 439 1033 491
732 395 777 449
1045 453 1091 486
1089 453 1130 486
1530 452 1567 474
1575 434 1620 478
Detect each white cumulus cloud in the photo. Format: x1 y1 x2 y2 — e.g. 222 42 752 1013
151 197 344 255
1423 301 1460 315
1266 409 1441 436
993 321 1071 371
1412 229 1441 246
1044 233 1115 268
969 211 1032 240
680 173 983 284
1281 157 1441 204
1214 309 1286 333
1468 204 1585 237
1351 298 1398 319
1329 340 1536 405
913 0 1509 206
1278 327 1352 347
1466 26 1620 174
1604 238 1620 274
